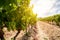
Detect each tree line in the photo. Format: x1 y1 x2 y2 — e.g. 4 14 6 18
39 14 60 26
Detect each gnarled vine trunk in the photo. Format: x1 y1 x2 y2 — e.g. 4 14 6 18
14 29 21 40
0 28 4 40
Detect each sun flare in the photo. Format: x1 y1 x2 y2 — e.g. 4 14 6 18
30 0 56 17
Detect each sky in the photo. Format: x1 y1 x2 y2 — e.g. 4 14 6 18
30 0 60 17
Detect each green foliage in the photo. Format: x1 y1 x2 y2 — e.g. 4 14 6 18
0 0 17 7
6 22 16 31
39 14 60 26
0 0 37 31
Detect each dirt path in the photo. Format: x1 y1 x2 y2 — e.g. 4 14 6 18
4 21 60 40
38 21 60 40
31 21 49 40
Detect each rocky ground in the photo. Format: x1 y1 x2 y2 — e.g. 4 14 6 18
3 21 60 40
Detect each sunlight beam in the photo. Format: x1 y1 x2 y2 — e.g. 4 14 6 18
30 0 56 17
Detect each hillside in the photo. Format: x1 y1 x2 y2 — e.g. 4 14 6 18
39 14 60 26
